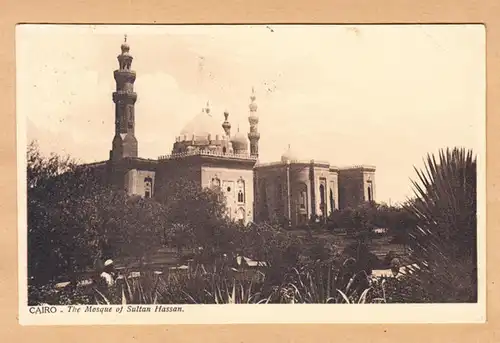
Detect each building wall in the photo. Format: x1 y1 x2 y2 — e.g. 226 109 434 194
153 162 203 203
255 162 340 226
338 168 376 209
254 166 287 224
338 170 362 209
106 156 374 228
201 166 254 224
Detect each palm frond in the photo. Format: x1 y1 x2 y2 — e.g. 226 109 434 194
404 147 477 302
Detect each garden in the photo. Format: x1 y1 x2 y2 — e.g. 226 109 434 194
27 142 478 305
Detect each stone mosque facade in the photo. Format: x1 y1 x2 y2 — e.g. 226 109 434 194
88 39 377 227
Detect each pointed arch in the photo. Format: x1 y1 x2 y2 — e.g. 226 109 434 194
297 183 308 224
330 188 335 211
237 178 245 203
144 176 153 198
298 183 307 210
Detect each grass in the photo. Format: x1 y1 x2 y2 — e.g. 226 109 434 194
30 259 402 305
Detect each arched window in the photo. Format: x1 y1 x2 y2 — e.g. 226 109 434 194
222 147 227 154
300 191 306 209
319 183 326 217
144 177 153 198
298 183 307 210
368 186 372 202
237 179 245 203
319 184 325 205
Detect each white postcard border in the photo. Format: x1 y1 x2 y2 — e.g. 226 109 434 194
16 24 487 325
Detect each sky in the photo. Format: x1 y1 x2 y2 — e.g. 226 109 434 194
16 24 485 204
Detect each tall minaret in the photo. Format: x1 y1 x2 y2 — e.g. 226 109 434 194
247 87 260 157
110 35 138 160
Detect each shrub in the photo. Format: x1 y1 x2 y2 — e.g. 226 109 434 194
368 276 431 303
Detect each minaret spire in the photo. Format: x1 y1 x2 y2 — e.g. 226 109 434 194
222 109 231 136
205 100 211 115
110 36 138 160
248 86 260 157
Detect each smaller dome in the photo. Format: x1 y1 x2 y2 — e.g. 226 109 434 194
231 130 248 152
281 144 298 162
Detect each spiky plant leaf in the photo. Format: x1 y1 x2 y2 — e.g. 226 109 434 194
121 286 127 306
337 289 351 304
404 147 477 303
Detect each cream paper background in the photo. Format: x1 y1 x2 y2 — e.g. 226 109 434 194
0 0 497 341
16 24 486 326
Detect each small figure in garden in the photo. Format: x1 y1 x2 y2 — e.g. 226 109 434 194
390 258 401 277
100 259 116 286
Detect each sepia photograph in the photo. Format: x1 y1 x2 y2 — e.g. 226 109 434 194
17 24 485 324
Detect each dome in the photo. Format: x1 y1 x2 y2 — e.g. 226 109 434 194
231 130 248 152
281 145 299 162
180 107 226 140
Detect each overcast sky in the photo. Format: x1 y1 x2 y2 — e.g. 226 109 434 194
16 24 485 204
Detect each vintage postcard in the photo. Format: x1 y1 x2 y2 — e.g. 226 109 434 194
17 24 486 325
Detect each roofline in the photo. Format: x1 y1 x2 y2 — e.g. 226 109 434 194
158 150 257 162
79 160 109 168
255 159 332 169
338 165 376 171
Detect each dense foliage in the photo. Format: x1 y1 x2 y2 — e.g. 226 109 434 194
27 142 310 286
27 143 478 305
326 202 417 241
29 260 390 305
27 141 168 284
404 147 477 302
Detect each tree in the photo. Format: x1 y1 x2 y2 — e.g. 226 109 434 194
115 195 168 265
234 222 303 282
160 177 238 259
27 142 167 285
404 147 477 302
27 141 102 284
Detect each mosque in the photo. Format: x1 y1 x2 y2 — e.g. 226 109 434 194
88 38 377 227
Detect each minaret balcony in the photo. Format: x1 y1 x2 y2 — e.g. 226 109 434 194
248 116 259 125
248 132 260 140
112 91 137 103
114 70 137 83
